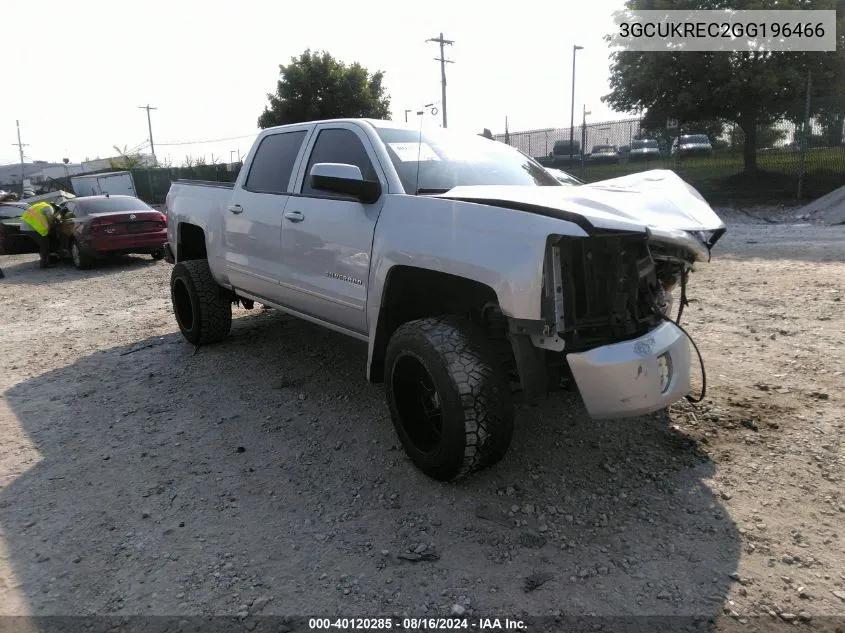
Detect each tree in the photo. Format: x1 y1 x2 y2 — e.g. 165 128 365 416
110 145 147 169
603 0 845 172
258 49 391 128
639 113 725 149
727 123 788 151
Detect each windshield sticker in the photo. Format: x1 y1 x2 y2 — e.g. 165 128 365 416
388 142 441 162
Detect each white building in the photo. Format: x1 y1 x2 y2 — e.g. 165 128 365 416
28 153 157 184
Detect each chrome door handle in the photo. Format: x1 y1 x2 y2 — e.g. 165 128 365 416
227 204 244 214
284 211 304 222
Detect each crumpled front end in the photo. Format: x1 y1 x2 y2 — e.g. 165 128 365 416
566 320 691 419
536 229 701 418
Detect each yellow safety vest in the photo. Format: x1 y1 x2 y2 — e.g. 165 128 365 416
21 202 54 237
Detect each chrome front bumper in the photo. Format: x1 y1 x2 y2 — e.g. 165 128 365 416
566 321 691 419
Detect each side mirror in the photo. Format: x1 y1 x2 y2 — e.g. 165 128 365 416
310 163 381 204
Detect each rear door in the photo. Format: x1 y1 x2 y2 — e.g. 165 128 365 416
223 125 312 300
278 122 386 334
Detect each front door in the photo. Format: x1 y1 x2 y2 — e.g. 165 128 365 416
56 200 79 253
279 124 385 334
223 127 311 300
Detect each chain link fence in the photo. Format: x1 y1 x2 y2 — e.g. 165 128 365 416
40 163 244 205
130 163 243 204
496 96 845 202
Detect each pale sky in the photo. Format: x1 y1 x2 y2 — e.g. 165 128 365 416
1 0 629 168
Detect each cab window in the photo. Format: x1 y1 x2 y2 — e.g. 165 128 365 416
244 130 307 194
301 129 376 197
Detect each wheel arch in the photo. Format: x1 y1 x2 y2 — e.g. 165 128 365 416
366 265 500 384
176 222 207 262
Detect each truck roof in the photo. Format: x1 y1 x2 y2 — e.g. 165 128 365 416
259 118 438 136
260 118 404 131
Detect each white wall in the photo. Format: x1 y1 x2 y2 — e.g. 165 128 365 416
36 164 87 180
27 153 158 185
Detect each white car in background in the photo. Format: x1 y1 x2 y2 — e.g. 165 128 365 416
629 138 662 161
672 134 714 157
545 167 583 185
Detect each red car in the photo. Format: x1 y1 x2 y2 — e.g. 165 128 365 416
56 195 167 269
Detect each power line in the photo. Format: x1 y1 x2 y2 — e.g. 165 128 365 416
156 133 258 146
426 33 454 128
138 105 158 163
123 140 150 155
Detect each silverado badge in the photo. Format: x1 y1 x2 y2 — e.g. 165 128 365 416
326 271 364 286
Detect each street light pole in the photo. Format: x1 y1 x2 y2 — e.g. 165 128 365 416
405 109 412 123
569 45 583 164
417 103 436 117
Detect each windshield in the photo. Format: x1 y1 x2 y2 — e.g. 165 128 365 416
375 127 560 193
681 135 709 144
78 197 151 214
0 203 27 219
631 139 658 149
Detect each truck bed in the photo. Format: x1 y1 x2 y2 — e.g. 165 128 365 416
172 180 236 189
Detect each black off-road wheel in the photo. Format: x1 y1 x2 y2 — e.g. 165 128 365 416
170 259 232 345
384 316 514 482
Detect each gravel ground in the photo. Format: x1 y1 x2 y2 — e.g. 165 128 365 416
0 210 843 631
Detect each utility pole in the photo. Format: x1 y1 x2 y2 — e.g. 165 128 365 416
581 105 591 180
138 104 158 165
13 120 29 196
569 45 584 164
797 68 812 201
426 33 454 128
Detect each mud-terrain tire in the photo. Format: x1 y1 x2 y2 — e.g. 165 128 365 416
384 316 514 482
170 259 232 345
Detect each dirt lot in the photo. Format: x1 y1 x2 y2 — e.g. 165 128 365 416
0 209 843 631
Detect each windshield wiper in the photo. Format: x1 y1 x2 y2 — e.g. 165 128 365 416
415 188 452 195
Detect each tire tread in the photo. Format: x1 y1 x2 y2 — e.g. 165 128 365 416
387 315 513 481
171 259 232 344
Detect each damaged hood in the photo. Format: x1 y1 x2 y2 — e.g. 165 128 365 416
437 169 726 251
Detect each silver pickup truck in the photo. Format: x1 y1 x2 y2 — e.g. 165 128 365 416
163 118 725 482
